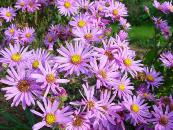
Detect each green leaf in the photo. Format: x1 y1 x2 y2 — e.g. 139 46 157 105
24 108 36 127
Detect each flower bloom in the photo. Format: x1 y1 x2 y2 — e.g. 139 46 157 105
31 98 72 130
160 51 173 68
0 7 16 22
20 27 35 44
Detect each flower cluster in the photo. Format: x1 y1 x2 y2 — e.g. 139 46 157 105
0 0 172 130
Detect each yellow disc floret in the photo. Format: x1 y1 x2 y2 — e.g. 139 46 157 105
118 84 125 91
78 20 86 28
45 113 56 125
64 1 71 8
32 60 39 69
11 53 22 62
124 58 132 67
71 54 82 65
46 74 56 84
131 104 140 113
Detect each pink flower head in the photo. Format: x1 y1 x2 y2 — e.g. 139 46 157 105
20 27 35 44
15 0 27 11
123 95 151 126
56 41 93 76
4 24 19 39
0 7 16 22
151 105 173 130
31 98 72 130
144 67 163 90
1 64 42 109
90 58 120 89
55 0 78 16
160 51 173 68
31 63 69 97
0 43 31 67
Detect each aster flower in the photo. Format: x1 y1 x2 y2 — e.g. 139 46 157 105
151 105 173 130
119 18 131 30
31 62 69 97
55 41 93 76
0 7 16 22
0 43 31 67
72 26 102 44
28 48 53 71
4 24 19 39
123 95 151 126
106 1 128 20
65 110 90 130
44 32 57 51
118 30 128 42
0 65 42 109
31 98 72 130
113 74 134 99
69 13 91 28
20 27 35 44
55 0 78 16
15 0 27 11
144 67 163 90
118 50 143 77
25 0 40 12
90 58 120 89
160 51 173 68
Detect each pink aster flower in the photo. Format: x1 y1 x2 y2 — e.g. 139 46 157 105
15 0 27 11
160 51 173 68
144 67 163 90
118 50 143 77
31 62 69 97
106 1 128 21
72 26 102 44
151 105 173 130
0 65 42 109
55 0 78 16
31 98 72 130
20 27 35 44
113 74 134 99
44 32 57 51
118 30 128 41
4 24 19 39
0 7 16 22
69 13 91 29
90 58 120 89
123 95 151 126
55 41 93 76
0 43 31 67
65 110 90 130
25 0 40 12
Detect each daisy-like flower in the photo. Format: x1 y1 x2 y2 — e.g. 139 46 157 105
76 0 93 10
114 74 134 99
0 43 31 67
119 18 131 30
106 1 128 20
55 0 78 16
123 95 151 126
90 58 120 89
160 51 173 68
144 67 163 90
0 65 41 109
31 98 72 130
65 110 90 130
55 41 93 76
44 32 57 51
119 50 143 77
31 62 69 97
70 83 103 117
69 14 90 28
72 26 102 44
29 48 53 71
20 27 35 44
25 0 40 13
151 105 173 130
0 7 16 22
15 0 27 11
4 24 19 39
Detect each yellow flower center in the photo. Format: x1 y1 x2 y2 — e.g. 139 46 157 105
72 116 83 127
20 1 25 6
124 58 132 67
118 84 125 91
6 12 12 17
71 54 82 64
78 20 86 28
25 33 31 38
147 75 154 82
87 100 95 110
159 115 168 126
84 33 93 40
98 6 103 11
99 70 107 79
11 53 22 62
46 74 56 84
45 113 56 125
131 104 140 113
98 35 104 39
10 29 15 34
32 60 39 69
48 36 53 42
113 9 119 16
18 80 30 92
143 93 148 98
64 1 71 8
